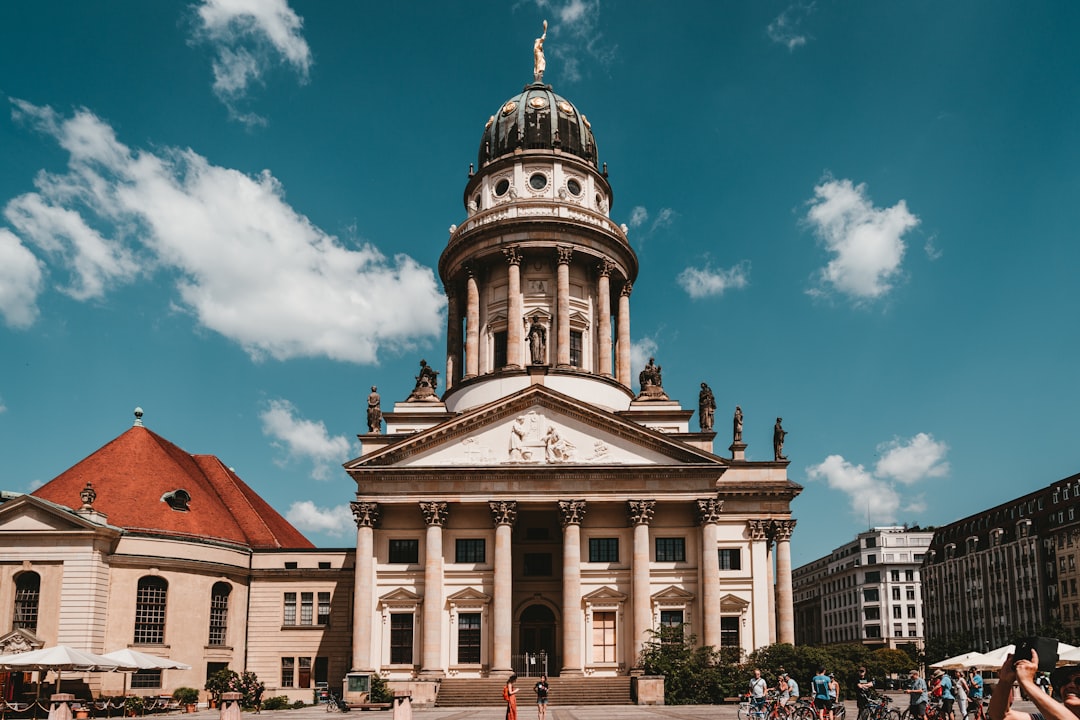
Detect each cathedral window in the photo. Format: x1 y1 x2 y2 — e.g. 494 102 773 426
718 549 741 570
457 613 482 664
208 582 230 645
389 539 419 564
529 173 548 191
390 614 414 665
134 576 167 644
655 537 686 562
456 539 486 563
493 331 507 369
569 331 583 367
13 571 39 632
284 592 296 624
589 538 619 562
659 610 684 644
566 178 582 196
591 611 616 662
720 616 740 649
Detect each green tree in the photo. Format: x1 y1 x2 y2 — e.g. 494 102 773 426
639 629 728 704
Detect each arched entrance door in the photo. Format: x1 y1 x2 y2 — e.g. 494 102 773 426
519 604 558 676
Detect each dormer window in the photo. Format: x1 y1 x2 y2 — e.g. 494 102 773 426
160 489 191 512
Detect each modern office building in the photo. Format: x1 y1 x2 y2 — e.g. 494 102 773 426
792 527 932 649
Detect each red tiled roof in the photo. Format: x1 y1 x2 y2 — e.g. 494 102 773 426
32 425 313 550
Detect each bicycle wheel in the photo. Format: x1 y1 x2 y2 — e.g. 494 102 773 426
885 710 901 720
739 703 751 720
835 703 847 720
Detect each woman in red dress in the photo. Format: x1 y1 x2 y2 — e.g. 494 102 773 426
503 674 519 720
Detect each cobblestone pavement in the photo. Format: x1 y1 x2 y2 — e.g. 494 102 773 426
176 694 1039 720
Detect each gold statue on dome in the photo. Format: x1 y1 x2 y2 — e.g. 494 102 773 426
534 20 547 82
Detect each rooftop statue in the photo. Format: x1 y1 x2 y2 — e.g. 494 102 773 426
773 417 788 461
534 20 547 83
408 359 440 402
636 357 669 401
366 386 382 434
698 383 716 431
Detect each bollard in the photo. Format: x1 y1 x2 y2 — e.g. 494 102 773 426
49 694 76 720
219 692 242 720
392 693 412 720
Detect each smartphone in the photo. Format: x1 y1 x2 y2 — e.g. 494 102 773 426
1014 636 1059 672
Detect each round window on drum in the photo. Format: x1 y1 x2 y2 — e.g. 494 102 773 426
529 173 548 190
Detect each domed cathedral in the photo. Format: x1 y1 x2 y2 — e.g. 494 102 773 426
345 30 801 704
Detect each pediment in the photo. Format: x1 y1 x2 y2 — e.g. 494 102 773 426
652 585 695 602
0 494 115 533
0 628 44 654
348 385 724 470
378 588 422 609
583 586 627 603
719 593 749 612
447 587 491 605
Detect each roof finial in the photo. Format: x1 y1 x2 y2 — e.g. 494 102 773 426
533 20 548 83
133 407 144 427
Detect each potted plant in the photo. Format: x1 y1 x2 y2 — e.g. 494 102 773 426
123 696 145 717
172 688 200 713
204 668 238 709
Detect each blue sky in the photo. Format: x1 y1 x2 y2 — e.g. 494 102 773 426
1 1 1078 567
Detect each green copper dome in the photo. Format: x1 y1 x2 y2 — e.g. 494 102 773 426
478 83 598 167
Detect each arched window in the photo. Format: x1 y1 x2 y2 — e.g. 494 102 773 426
13 572 40 632
208 582 230 646
134 576 168 644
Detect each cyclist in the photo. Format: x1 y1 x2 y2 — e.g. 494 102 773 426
905 669 928 720
813 667 834 720
788 675 801 707
968 669 983 720
750 668 770 714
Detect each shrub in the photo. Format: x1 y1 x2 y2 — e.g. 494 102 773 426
123 696 146 716
370 675 393 704
291 700 306 709
261 696 291 711
172 688 200 705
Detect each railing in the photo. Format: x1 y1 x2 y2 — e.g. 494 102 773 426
512 652 549 677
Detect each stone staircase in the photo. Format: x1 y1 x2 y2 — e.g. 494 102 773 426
435 676 634 707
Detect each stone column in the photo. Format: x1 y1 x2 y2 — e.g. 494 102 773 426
556 247 573 367
617 282 632 386
747 519 770 650
350 501 380 671
597 259 613 376
489 501 517 674
420 501 448 676
445 290 461 389
766 532 776 643
465 263 479 378
504 247 523 369
628 500 655 669
774 520 797 645
559 499 586 675
698 498 724 649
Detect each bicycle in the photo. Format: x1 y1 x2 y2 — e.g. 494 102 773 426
325 691 351 712
859 694 900 720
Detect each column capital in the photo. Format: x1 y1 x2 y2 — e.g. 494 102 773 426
620 281 633 297
627 499 656 525
772 519 797 542
420 501 449 526
350 501 381 528
503 247 523 266
558 499 587 526
489 500 518 527
597 257 615 277
747 518 770 541
696 497 724 525
556 245 574 265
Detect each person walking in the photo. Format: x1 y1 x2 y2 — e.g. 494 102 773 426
953 670 969 720
534 675 549 720
503 674 518 720
905 669 928 720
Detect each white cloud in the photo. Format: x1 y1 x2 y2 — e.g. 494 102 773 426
286 500 355 538
805 177 918 303
0 394 6 413
806 432 948 524
6 100 445 363
874 433 949 485
532 0 617 82
0 229 44 328
924 234 943 260
260 399 351 480
630 337 658 381
623 205 676 246
767 3 815 51
192 0 313 124
629 206 648 229
677 261 750 299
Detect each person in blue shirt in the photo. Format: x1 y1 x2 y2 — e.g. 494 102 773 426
969 669 984 718
937 669 955 720
813 667 834 720
905 668 928 720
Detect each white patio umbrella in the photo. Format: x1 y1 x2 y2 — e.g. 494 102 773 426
0 645 137 696
1058 646 1080 664
973 642 1078 670
931 651 988 670
101 649 192 696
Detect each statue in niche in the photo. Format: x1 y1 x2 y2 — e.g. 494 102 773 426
636 357 669 400
527 316 547 364
773 417 788 461
408 359 440 401
533 20 547 83
733 405 744 443
698 383 716 431
366 386 382 434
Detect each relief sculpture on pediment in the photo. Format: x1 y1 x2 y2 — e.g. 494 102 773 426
506 410 575 463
